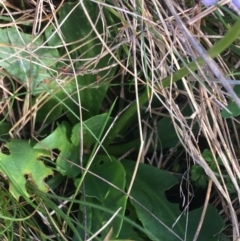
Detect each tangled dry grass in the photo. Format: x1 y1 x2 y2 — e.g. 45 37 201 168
1 0 240 240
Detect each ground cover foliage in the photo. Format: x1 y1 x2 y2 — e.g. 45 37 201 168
0 0 240 240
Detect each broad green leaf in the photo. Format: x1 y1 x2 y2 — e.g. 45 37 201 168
221 102 240 118
117 201 144 241
71 113 113 148
73 196 93 241
75 155 127 239
157 117 179 148
58 2 117 120
221 85 240 118
34 122 81 178
121 160 224 241
0 28 59 95
0 139 53 200
33 89 64 124
0 121 11 142
44 25 62 47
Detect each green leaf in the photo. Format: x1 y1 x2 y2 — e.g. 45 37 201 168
202 149 218 165
0 121 11 141
73 196 94 241
190 165 208 188
58 2 117 120
0 28 59 95
117 201 145 241
0 139 53 200
75 155 127 239
191 149 220 188
221 86 240 118
33 92 63 124
71 113 113 148
44 25 62 47
190 165 203 181
34 122 81 178
157 117 179 148
221 102 240 118
121 160 224 241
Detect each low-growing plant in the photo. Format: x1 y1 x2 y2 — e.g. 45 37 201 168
1 0 240 240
